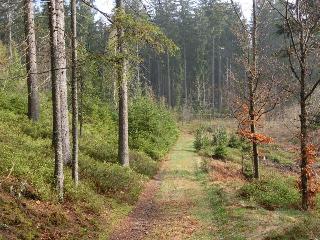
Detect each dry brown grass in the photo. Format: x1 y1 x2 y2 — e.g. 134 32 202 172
207 160 245 182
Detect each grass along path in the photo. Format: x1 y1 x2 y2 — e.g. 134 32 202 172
109 132 214 240
109 129 313 240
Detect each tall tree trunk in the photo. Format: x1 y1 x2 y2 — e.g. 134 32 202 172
148 56 151 88
7 2 12 59
113 75 117 105
79 74 84 137
112 35 118 105
136 44 140 92
202 76 205 108
71 0 79 185
299 25 308 209
24 0 40 121
147 56 151 92
48 0 64 201
226 58 229 109
157 58 161 98
212 37 215 112
56 0 71 165
116 0 129 166
218 52 222 112
251 0 259 179
197 76 200 106
183 43 187 104
162 64 165 98
167 52 171 107
300 83 308 210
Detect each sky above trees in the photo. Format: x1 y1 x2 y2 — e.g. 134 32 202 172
95 0 252 19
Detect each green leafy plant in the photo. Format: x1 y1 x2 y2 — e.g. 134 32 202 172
80 155 146 204
239 175 300 210
212 127 228 146
194 126 211 151
130 151 159 177
214 145 228 159
228 134 242 148
128 96 179 160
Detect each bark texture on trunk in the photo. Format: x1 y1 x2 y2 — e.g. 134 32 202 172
251 0 259 179
49 0 64 201
136 44 140 90
299 40 308 210
212 37 215 111
25 0 40 122
300 95 308 210
116 0 129 166
157 58 161 97
71 0 79 185
7 3 12 59
183 43 187 104
79 75 84 137
167 52 171 107
56 0 71 165
218 53 222 112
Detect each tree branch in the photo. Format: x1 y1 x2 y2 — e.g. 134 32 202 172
80 0 113 23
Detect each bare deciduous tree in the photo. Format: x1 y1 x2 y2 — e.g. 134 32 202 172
230 0 284 179
270 0 320 210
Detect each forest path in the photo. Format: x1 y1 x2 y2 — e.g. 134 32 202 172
109 132 214 240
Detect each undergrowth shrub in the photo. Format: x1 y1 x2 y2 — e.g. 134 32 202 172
130 151 159 177
194 125 229 159
0 92 176 206
241 140 251 153
21 118 52 139
239 174 300 210
0 92 26 115
79 155 146 204
129 96 178 160
194 128 203 151
228 134 242 148
265 215 320 240
79 102 118 163
194 126 211 151
212 127 228 146
214 145 228 159
0 109 54 200
80 131 118 163
64 178 106 213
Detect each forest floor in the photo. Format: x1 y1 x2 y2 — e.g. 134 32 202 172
3 118 319 239
109 131 215 240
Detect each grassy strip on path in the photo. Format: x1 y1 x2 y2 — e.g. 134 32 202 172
110 132 216 239
143 132 215 239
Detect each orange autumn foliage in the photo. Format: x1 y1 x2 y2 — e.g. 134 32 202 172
238 130 273 144
297 144 320 209
235 102 272 144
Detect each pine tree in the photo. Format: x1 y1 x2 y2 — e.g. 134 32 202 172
116 0 130 166
71 0 79 185
24 0 40 122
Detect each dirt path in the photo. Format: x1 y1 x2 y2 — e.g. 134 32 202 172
109 133 214 240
